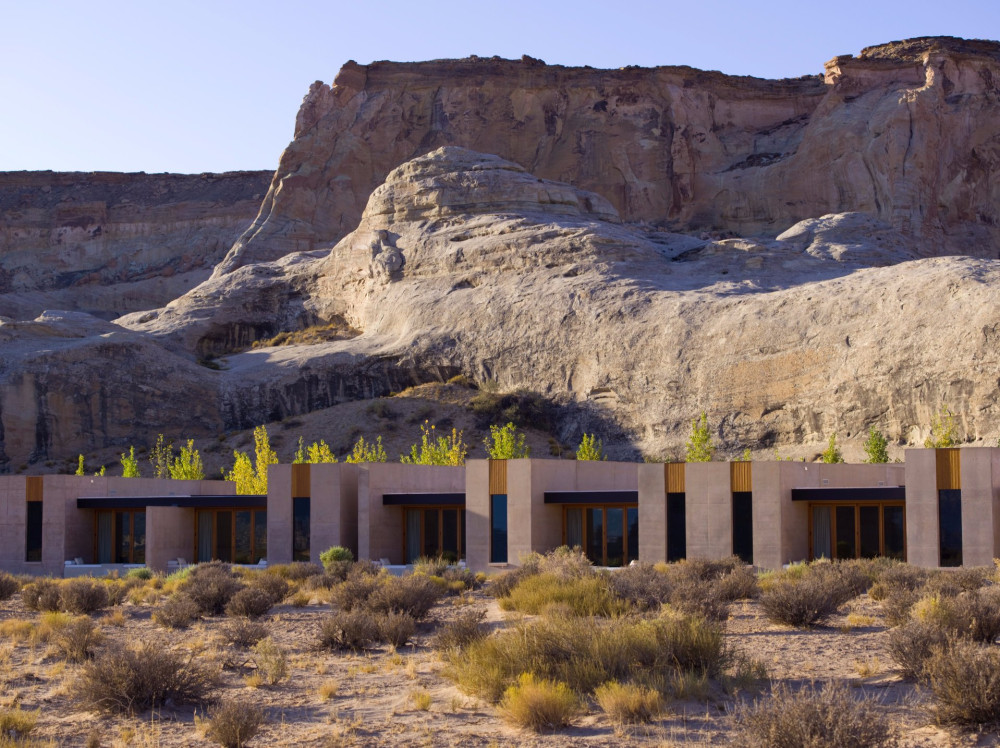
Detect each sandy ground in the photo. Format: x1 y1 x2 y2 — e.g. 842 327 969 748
1 586 998 747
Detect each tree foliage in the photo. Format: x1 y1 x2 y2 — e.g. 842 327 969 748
863 426 889 464
149 434 173 479
345 435 387 464
400 422 467 466
685 413 715 462
821 434 844 464
75 455 85 476
225 426 277 494
484 422 530 459
120 446 140 478
169 439 205 480
307 440 338 464
924 408 958 448
576 433 606 461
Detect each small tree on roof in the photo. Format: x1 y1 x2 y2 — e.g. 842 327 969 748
484 422 530 459
345 435 387 464
121 446 140 478
821 433 844 464
863 426 889 464
685 413 715 462
924 408 957 448
576 433 606 461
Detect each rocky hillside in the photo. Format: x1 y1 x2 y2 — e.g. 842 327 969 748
0 170 272 319
2 37 1000 472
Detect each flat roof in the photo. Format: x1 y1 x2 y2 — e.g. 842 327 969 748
544 490 639 504
382 493 465 506
77 495 266 509
790 486 905 502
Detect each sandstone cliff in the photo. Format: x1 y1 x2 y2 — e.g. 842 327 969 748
216 36 1000 276
0 170 272 319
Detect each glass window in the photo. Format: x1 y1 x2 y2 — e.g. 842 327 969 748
25 501 43 563
197 511 213 562
627 507 639 563
812 506 832 559
97 511 113 563
234 511 252 564
216 511 233 563
939 489 962 567
859 505 880 559
253 511 267 564
132 512 146 565
605 508 624 567
423 509 439 559
835 505 856 559
585 508 604 565
442 509 459 561
405 509 421 563
883 506 904 560
490 495 508 564
732 492 753 564
293 498 311 562
667 493 686 562
565 508 583 549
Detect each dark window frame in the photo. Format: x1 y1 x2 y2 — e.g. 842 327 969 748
195 507 268 564
666 492 686 562
25 500 43 563
561 504 639 567
490 494 508 564
401 506 465 564
938 489 962 567
292 497 310 563
808 502 906 562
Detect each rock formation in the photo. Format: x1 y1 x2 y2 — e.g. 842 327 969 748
0 170 272 319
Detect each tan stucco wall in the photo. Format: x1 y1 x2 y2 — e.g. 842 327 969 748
464 460 490 571
685 462 733 561
310 464 360 562
959 448 1000 567
637 464 667 563
146 506 195 571
357 463 465 564
904 449 939 567
267 465 294 565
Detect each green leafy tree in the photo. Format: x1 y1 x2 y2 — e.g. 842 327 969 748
576 433 606 461
292 436 305 465
94 465 106 477
149 434 173 479
401 422 467 466
821 433 844 464
736 447 752 462
225 425 278 494
863 426 889 464
924 408 957 448
345 435 387 464
75 455 85 476
120 446 141 478
484 422 529 459
307 440 338 464
169 439 205 480
685 413 715 462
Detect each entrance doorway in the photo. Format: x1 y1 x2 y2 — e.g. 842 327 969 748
809 503 904 561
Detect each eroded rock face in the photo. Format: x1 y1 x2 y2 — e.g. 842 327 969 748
216 37 1000 276
0 170 272 320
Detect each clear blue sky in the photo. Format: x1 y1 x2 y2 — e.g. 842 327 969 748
2 0 996 174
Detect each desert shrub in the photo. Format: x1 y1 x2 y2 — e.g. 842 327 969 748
759 566 855 627
329 569 382 611
499 573 625 617
434 609 488 652
731 681 899 748
203 697 265 748
320 546 354 575
0 706 39 740
607 563 672 610
869 563 927 601
378 611 416 647
908 588 1000 643
0 571 20 601
943 566 992 592
888 620 950 681
152 594 201 629
440 565 478 592
125 567 153 581
183 562 245 615
499 673 579 732
366 574 443 620
594 680 662 724
59 578 110 615
250 637 288 686
926 638 1000 726
249 573 289 605
447 613 728 703
715 565 761 601
489 565 536 599
412 556 449 577
33 610 72 644
52 616 103 662
22 579 61 612
219 618 269 649
667 573 731 622
319 610 378 651
268 562 322 581
73 641 218 714
103 579 132 607
225 587 274 620
879 585 921 627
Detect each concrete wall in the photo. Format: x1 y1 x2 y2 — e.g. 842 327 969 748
146 507 195 572
959 448 1000 567
637 464 667 563
685 462 732 561
905 449 939 567
358 463 465 564
465 460 490 571
267 465 294 565
310 464 360 563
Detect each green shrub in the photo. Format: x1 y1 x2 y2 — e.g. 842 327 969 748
203 697 265 748
267 562 323 581
182 562 245 615
499 573 626 617
320 546 354 570
125 567 153 581
225 587 274 620
594 681 662 724
732 681 899 748
499 673 578 732
152 594 201 629
250 637 288 686
926 638 1000 726
318 610 378 651
59 578 110 615
412 555 449 577
73 641 218 714
0 572 21 601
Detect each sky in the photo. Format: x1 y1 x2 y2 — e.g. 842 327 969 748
2 0 997 174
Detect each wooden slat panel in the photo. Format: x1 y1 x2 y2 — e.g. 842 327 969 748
665 463 685 494
488 460 507 495
731 461 753 493
292 464 311 498
936 448 961 490
26 477 43 502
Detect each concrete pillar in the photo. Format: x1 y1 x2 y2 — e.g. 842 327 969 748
638 464 667 563
267 464 293 565
146 506 195 572
685 462 732 560
465 459 490 571
904 449 939 568
959 448 1000 567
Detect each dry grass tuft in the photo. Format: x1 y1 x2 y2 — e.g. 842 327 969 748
594 681 662 724
499 673 578 732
